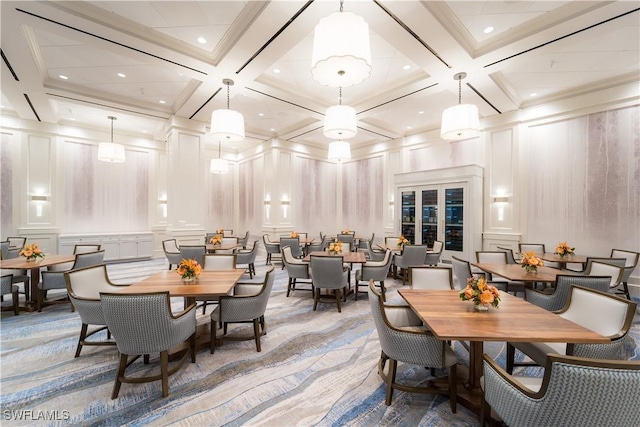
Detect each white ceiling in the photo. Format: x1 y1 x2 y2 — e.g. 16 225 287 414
1 1 638 152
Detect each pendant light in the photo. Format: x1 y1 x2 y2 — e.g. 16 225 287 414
210 140 229 174
440 72 480 140
328 140 351 162
210 79 245 142
98 116 125 163
324 85 357 139
311 0 372 88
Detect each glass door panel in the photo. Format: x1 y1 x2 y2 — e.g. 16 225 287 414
444 187 464 252
401 191 416 244
421 189 438 246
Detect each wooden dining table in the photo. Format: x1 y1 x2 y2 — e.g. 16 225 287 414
0 254 76 310
535 252 589 269
470 262 580 284
119 269 246 356
397 289 608 414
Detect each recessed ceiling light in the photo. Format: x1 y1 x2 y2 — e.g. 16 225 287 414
142 130 148 133
530 93 537 97
273 68 280 74
418 111 424 115
117 72 126 78
69 117 76 121
407 126 412 129
258 113 264 117
59 75 68 80
403 65 411 70
197 36 207 44
483 26 495 34
159 100 166 104
270 128 275 132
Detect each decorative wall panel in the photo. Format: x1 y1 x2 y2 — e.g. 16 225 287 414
63 142 149 232
239 157 263 233
0 134 13 236
293 157 336 234
527 105 640 255
342 156 384 236
205 164 234 231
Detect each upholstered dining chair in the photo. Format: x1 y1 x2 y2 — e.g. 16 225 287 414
179 245 206 265
1 274 19 315
394 245 429 286
235 240 259 278
525 274 611 312
64 264 129 357
336 233 355 250
280 237 303 258
496 246 518 264
49 244 104 272
482 354 640 427
424 240 443 266
262 234 281 265
306 236 327 254
451 256 484 290
357 232 375 250
282 246 312 297
507 285 636 374
237 231 250 249
210 266 275 354
368 280 458 411
354 249 392 300
409 266 454 290
38 250 105 312
476 251 525 296
200 253 237 314
587 261 624 293
310 255 350 312
100 291 196 399
0 245 31 301
222 229 234 237
162 239 181 270
358 240 386 262
0 241 9 259
610 248 640 299
7 237 26 249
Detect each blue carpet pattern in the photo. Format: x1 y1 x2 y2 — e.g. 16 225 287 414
1 257 638 426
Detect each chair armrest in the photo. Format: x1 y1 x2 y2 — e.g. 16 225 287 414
234 283 263 296
483 354 544 399
525 287 556 310
171 302 197 320
384 305 423 327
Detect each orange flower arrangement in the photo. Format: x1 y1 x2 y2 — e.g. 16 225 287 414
210 235 223 245
520 251 544 273
290 231 299 238
554 241 575 257
177 259 202 281
341 229 351 235
398 235 409 246
19 243 45 261
459 276 500 309
328 240 343 255
216 229 224 234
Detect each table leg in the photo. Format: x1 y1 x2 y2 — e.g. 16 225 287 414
467 341 484 392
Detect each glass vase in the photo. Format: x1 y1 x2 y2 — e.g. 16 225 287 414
474 303 489 311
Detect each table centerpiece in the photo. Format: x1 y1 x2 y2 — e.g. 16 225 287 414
177 258 202 283
459 276 500 311
19 243 45 262
520 251 544 273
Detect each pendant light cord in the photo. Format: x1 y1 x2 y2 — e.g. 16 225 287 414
339 87 343 105
226 84 230 110
458 78 462 105
339 0 343 12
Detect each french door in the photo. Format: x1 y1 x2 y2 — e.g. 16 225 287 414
399 184 466 259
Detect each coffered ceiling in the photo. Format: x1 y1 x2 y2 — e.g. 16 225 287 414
1 1 638 153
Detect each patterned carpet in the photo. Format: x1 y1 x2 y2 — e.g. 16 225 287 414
1 257 638 426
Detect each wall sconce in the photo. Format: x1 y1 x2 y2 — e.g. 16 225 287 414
493 195 510 222
159 198 168 218
31 195 48 217
281 200 290 206
264 200 271 205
